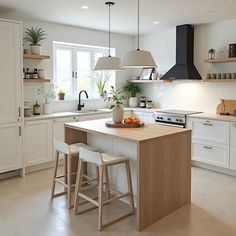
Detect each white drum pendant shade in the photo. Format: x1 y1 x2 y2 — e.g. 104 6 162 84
94 56 123 71
122 49 156 68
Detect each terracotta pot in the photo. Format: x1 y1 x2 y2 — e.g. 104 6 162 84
30 44 41 55
58 93 65 100
112 107 124 124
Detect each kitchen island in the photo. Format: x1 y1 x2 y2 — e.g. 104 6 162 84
65 119 191 231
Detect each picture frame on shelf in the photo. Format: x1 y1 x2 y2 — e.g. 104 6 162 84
140 67 154 80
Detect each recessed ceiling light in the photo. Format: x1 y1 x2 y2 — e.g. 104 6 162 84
154 21 159 24
81 5 89 10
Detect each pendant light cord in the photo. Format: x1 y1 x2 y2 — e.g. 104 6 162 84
108 3 111 57
137 0 140 51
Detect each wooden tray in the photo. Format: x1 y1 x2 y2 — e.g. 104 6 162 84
105 121 144 128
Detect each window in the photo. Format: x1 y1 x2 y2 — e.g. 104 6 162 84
53 42 115 100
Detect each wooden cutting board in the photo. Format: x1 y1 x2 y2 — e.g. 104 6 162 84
216 99 236 115
105 121 145 128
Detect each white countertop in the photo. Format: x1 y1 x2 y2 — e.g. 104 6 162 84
188 113 236 122
24 107 159 121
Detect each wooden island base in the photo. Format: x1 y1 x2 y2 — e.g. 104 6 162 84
65 119 191 231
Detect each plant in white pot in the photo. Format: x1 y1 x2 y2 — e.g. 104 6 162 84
23 27 47 55
104 86 127 124
122 83 143 108
37 83 56 114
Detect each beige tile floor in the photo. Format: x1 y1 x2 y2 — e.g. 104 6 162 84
0 167 236 236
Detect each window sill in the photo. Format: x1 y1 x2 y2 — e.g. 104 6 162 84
53 98 104 103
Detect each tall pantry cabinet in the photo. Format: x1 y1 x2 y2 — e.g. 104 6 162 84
0 19 23 174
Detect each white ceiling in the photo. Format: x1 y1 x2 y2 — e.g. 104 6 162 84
0 0 236 35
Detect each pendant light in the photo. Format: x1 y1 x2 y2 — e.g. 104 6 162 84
94 2 123 71
122 0 156 68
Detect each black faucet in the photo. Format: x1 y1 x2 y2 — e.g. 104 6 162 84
78 90 89 110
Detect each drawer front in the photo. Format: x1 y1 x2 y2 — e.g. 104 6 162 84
230 122 236 146
230 146 236 170
192 141 229 168
191 118 229 144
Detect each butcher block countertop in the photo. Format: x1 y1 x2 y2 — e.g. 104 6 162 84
65 118 191 143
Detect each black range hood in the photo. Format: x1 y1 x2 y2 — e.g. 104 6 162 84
160 24 202 80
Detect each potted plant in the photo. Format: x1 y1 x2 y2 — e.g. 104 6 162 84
58 89 65 100
122 83 143 108
208 48 215 59
104 86 127 124
37 83 56 114
94 72 110 98
23 27 47 55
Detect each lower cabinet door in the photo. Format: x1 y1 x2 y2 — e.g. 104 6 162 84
192 140 229 168
230 146 236 170
24 119 53 167
0 123 22 173
79 113 111 121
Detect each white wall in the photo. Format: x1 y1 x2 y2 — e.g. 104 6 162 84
1 15 134 112
139 19 236 113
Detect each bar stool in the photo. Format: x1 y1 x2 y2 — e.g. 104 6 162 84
51 140 97 209
73 147 135 231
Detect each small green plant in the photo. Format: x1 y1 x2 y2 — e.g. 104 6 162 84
23 27 47 45
37 83 56 104
58 89 65 94
94 72 110 98
208 48 215 54
122 83 143 97
104 86 127 109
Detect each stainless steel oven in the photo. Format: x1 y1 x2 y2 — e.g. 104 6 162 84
154 110 201 128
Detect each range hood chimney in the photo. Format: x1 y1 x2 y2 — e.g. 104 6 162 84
160 24 202 80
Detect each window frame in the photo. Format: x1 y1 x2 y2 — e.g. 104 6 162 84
53 41 115 101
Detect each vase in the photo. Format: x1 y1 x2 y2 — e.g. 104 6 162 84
38 69 46 79
43 103 52 114
128 97 138 108
112 107 124 124
30 44 41 55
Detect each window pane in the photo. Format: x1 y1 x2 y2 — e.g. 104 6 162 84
76 51 92 97
55 49 73 97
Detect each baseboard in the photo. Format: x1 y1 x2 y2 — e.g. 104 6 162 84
192 161 236 177
0 169 22 180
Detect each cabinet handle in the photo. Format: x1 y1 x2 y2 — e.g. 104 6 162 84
75 72 77 79
18 107 21 118
19 126 21 136
203 145 212 150
203 121 212 126
72 71 74 78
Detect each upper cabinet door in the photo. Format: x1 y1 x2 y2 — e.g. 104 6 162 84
0 20 22 124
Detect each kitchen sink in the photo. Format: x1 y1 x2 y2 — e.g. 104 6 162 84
75 109 100 114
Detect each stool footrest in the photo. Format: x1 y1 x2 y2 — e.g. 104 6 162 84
51 191 67 198
103 193 130 204
79 193 99 207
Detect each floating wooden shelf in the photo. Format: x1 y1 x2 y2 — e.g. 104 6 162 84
204 79 236 82
23 79 51 83
23 54 50 60
204 57 236 63
127 79 172 83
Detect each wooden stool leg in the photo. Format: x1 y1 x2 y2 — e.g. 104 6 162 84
98 165 104 231
105 166 110 200
74 159 84 215
64 154 68 192
51 151 59 198
67 154 72 209
125 161 135 214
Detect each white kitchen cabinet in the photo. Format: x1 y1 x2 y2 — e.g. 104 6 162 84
230 146 236 171
24 120 53 167
190 118 229 145
0 20 22 125
192 140 229 168
0 19 22 174
132 111 154 123
230 122 236 146
0 123 22 173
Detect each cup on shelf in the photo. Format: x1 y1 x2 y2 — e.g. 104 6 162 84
206 73 211 79
222 73 227 79
38 69 46 79
227 73 232 79
211 73 216 79
216 73 221 79
233 73 236 79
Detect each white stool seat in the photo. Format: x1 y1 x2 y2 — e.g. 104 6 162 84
69 143 97 155
101 153 129 165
